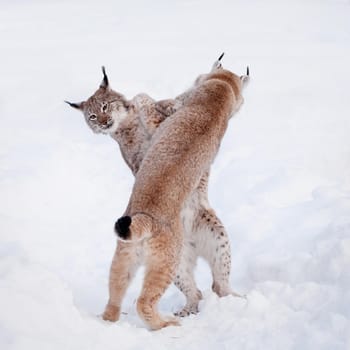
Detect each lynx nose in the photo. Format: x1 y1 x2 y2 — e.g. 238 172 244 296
97 114 108 125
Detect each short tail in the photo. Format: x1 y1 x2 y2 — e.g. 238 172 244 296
114 213 153 241
114 216 132 239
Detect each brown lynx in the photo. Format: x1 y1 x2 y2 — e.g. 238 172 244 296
66 58 248 329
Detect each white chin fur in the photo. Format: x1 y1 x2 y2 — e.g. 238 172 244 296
106 110 128 134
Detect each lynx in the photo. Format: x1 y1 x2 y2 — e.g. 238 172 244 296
66 58 248 329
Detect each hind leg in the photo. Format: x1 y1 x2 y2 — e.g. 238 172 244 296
137 226 182 330
197 209 242 297
102 241 140 322
174 242 202 317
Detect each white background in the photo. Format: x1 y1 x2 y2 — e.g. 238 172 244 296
0 1 349 349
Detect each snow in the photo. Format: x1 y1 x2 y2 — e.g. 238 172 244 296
1 0 350 349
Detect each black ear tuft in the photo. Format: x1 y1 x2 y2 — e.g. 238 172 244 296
115 216 132 240
100 66 109 89
65 100 83 109
218 52 225 62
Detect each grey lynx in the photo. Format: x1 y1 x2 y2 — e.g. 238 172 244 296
67 57 249 329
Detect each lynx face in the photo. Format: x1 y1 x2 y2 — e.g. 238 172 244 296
82 91 130 135
66 67 131 135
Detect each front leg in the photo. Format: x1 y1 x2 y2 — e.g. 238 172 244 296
133 91 190 135
154 99 177 117
132 93 170 135
155 87 195 117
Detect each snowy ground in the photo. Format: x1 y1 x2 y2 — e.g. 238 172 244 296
1 0 350 349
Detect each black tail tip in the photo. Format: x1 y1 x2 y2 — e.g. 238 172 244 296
114 216 132 240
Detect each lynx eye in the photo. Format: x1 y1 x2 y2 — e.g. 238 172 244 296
89 114 97 121
102 103 108 112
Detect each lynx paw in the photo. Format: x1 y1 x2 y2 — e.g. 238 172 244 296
161 316 181 329
148 316 180 330
155 100 177 117
102 305 120 322
231 290 247 299
174 303 199 317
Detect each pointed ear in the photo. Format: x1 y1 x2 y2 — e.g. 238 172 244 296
65 100 84 110
211 52 225 71
100 66 109 89
240 66 250 86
